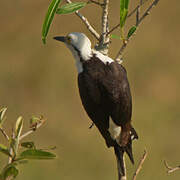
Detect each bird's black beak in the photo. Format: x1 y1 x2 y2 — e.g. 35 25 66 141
53 36 66 42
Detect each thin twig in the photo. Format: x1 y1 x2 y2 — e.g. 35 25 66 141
8 129 15 164
115 40 128 63
65 0 100 40
115 0 160 62
88 0 104 6
132 150 148 180
19 121 44 141
101 0 109 44
0 127 9 141
164 160 180 174
137 0 160 26
136 5 140 26
108 0 152 35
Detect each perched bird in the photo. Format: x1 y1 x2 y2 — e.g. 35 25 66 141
54 32 138 176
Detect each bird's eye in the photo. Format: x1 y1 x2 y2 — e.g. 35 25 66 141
66 36 72 44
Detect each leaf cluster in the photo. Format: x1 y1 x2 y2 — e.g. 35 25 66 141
0 108 56 180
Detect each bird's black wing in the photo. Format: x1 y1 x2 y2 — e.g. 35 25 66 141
78 72 115 147
100 62 132 127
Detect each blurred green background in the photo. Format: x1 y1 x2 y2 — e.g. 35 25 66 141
0 0 180 179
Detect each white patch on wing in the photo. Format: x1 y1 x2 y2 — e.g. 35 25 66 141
92 50 114 64
108 118 121 140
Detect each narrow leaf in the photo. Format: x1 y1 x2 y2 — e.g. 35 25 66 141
125 0 130 9
1 165 18 180
120 9 128 27
15 116 23 139
111 34 121 39
56 2 86 14
21 142 35 149
127 26 137 39
19 149 56 160
0 144 11 157
120 0 130 28
42 0 62 44
0 107 7 125
120 0 125 18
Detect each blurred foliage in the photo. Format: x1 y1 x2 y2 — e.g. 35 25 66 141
0 108 56 180
0 0 180 180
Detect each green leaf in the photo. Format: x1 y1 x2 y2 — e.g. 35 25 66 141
0 144 11 157
19 149 56 160
125 0 130 9
42 0 62 44
15 116 23 139
21 142 35 149
1 165 18 180
56 2 86 14
120 9 128 27
120 0 125 18
120 0 130 28
111 34 121 39
29 116 41 126
0 107 7 126
127 26 136 39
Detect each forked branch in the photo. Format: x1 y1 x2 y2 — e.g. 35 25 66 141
65 0 100 40
19 120 45 141
164 160 180 174
115 0 160 62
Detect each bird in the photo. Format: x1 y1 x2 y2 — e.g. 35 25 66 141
53 32 138 176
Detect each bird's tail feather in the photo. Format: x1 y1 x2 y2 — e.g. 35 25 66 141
114 127 138 176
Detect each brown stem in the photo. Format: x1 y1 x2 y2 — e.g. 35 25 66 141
132 150 148 180
164 160 180 174
0 127 9 141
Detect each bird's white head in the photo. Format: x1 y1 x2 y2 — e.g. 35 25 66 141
54 32 92 62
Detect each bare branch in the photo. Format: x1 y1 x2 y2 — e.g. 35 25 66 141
95 0 110 55
115 0 160 62
115 40 128 64
137 0 160 26
136 5 140 26
128 0 149 18
65 0 100 40
88 0 104 6
19 120 44 141
132 150 148 180
101 0 109 44
0 127 9 141
8 129 15 164
108 0 148 35
164 160 180 174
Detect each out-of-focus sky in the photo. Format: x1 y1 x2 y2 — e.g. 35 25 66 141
0 0 180 180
